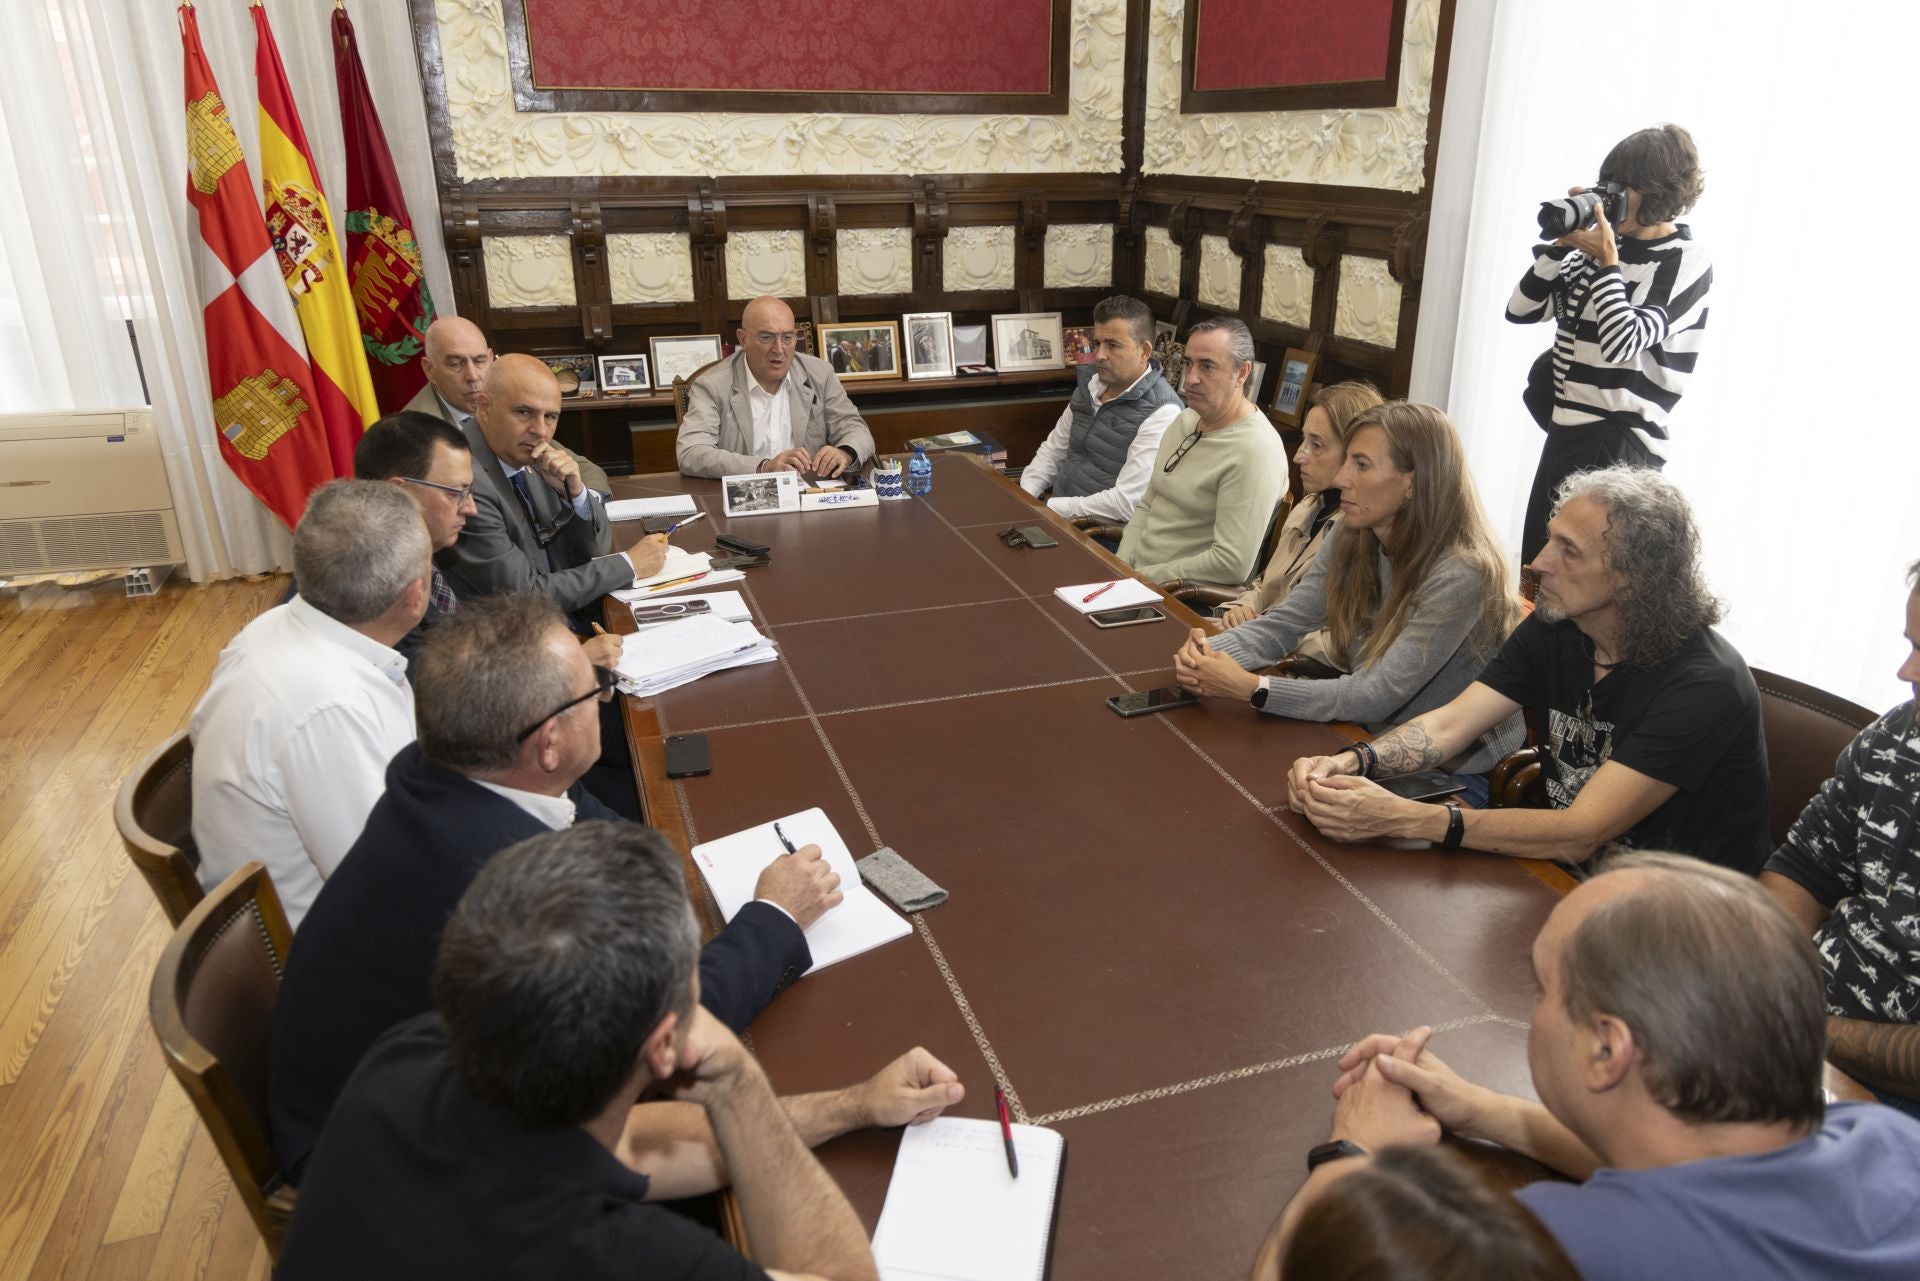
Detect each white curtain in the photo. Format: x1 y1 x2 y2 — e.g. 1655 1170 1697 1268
1415 0 1920 712
0 0 453 581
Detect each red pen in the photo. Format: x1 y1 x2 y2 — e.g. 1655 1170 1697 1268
1081 581 1116 605
995 1087 1019 1178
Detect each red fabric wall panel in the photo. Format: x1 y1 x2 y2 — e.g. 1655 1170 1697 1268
523 0 1056 95
1191 0 1396 92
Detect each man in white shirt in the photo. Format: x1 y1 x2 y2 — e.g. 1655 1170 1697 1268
190 480 431 927
675 295 876 479
1019 295 1184 526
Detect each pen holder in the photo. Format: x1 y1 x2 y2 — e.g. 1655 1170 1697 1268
875 459 907 501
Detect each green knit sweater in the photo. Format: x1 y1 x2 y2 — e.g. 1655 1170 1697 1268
1116 406 1290 584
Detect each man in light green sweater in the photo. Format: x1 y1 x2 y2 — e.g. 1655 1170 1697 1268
1116 317 1290 585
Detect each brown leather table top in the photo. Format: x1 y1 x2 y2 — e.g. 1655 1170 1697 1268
608 456 1559 1281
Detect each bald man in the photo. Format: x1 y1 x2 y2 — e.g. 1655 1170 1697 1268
676 295 875 478
406 316 611 494
438 354 667 614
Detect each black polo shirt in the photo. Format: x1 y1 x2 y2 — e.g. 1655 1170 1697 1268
275 1015 769 1281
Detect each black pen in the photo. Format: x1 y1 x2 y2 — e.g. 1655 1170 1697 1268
773 821 797 855
995 1087 1019 1178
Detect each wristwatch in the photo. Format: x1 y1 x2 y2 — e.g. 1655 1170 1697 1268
1306 1139 1367 1172
1249 676 1270 711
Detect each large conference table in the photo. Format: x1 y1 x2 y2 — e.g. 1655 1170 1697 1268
606 454 1562 1280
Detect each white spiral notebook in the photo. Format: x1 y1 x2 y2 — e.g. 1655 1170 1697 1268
871 1116 1065 1281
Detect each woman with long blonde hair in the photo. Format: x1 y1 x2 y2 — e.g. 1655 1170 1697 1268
1174 401 1526 795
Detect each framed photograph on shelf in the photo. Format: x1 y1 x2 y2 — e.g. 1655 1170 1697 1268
596 353 651 395
991 311 1064 373
902 312 956 380
1245 359 1268 401
1061 325 1096 366
795 319 815 356
1271 348 1320 426
817 321 901 381
952 323 989 370
542 354 594 399
649 334 724 389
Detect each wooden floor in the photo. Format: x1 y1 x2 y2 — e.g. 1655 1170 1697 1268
0 574 287 1281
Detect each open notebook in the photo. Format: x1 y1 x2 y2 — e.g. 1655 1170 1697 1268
872 1116 1065 1281
690 809 911 974
1052 577 1162 614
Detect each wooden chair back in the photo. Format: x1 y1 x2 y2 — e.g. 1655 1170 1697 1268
671 357 729 426
149 862 297 1256
115 730 204 926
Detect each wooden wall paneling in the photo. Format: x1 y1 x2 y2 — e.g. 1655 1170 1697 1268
1302 212 1345 345
1015 194 1047 314
805 194 838 320
911 180 948 311
1120 0 1152 176
569 201 611 348
441 197 487 318
1114 176 1145 297
1228 186 1265 321
1388 208 1429 396
687 184 729 334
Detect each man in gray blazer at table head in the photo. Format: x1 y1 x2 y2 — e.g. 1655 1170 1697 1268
676 294 877 479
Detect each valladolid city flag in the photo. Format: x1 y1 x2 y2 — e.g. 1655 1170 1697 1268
332 3 434 413
181 3 334 530
252 0 378 474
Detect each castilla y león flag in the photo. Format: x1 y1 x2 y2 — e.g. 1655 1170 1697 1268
252 0 378 474
181 4 334 530
332 3 435 414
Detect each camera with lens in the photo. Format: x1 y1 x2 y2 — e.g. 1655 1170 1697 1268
1537 182 1630 238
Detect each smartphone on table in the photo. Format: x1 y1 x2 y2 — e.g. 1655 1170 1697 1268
1376 769 1469 803
1106 686 1198 718
1089 606 1165 628
630 600 712 625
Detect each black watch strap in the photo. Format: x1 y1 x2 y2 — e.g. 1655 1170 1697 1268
1440 800 1465 852
1250 678 1269 710
1306 1139 1367 1172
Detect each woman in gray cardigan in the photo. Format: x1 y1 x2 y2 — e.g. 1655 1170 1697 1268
1172 401 1525 794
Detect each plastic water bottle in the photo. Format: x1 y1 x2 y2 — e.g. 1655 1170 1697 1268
906 447 933 497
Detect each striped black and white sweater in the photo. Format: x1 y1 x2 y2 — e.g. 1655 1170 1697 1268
1505 225 1711 452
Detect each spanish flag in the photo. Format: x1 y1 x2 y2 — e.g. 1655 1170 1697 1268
182 3 334 530
252 1 378 475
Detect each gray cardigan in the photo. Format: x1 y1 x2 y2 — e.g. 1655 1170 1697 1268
1209 535 1523 774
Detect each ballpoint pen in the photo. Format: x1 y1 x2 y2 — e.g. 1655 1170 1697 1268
646 571 709 593
1081 581 1116 604
663 511 706 536
773 821 797 855
995 1087 1019 1178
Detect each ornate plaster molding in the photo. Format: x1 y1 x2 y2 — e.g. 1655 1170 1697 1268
1334 255 1402 347
1141 0 1439 192
1143 224 1180 296
837 227 914 295
1042 223 1115 289
1197 234 1240 310
482 234 575 307
1261 243 1313 328
943 225 1016 291
434 0 1125 179
725 230 807 300
606 231 694 304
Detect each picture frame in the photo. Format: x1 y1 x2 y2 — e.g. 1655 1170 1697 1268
721 471 801 518
795 319 814 357
1246 359 1268 401
1271 347 1320 426
1151 320 1182 387
596 353 651 395
816 321 902 381
541 354 594 399
991 311 1064 373
1061 325 1096 366
902 312 957 380
649 334 724 389
952 323 989 369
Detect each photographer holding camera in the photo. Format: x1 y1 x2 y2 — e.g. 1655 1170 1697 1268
1508 124 1710 568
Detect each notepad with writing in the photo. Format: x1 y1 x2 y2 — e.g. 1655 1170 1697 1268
872 1116 1065 1281
690 808 911 975
1052 577 1162 614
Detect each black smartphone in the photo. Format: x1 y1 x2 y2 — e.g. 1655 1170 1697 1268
640 515 680 534
715 532 770 557
664 733 711 778
998 524 1060 550
1106 686 1198 717
1090 606 1166 628
630 599 712 625
1377 769 1469 803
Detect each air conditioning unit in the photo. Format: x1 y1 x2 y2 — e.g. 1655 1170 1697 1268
0 409 184 581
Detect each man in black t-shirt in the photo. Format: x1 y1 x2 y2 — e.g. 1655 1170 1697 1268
277 824 961 1281
1283 465 1769 873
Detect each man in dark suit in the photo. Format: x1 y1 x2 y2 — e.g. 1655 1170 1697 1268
439 353 667 615
676 295 876 478
405 315 611 494
268 594 841 1183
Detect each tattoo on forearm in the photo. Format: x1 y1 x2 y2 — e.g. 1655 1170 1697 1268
1371 719 1445 777
1831 1017 1920 1093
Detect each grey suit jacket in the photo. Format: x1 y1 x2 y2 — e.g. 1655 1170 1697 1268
675 351 875 478
436 416 630 614
402 383 611 495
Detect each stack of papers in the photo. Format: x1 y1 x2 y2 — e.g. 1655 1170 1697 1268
611 613 777 696
616 549 746 597
872 1117 1066 1281
1052 577 1163 614
605 494 698 522
690 808 912 974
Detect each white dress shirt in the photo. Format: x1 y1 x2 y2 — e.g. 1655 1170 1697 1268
189 597 416 928
1019 366 1182 524
746 376 793 458
473 778 577 830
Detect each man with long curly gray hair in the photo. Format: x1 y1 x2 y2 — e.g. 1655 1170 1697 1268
1285 465 1770 874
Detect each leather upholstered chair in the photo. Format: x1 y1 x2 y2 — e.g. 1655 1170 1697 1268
115 730 204 927
149 862 297 1257
1487 667 1878 845
671 357 728 427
